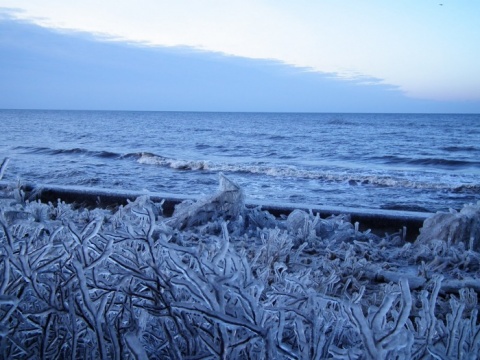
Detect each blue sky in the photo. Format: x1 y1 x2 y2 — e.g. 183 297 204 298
1 1 479 113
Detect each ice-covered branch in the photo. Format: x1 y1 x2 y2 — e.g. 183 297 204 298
0 158 9 181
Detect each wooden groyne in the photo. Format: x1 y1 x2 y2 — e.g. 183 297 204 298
1 182 432 240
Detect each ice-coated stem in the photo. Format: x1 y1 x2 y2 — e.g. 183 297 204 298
72 259 109 359
125 331 149 360
0 259 9 295
0 158 9 180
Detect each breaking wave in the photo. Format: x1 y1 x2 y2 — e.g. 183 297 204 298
135 153 479 193
10 147 479 195
136 152 210 170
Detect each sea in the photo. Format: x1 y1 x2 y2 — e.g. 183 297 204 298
1 110 479 213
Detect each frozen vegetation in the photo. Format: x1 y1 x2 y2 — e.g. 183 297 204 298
1 162 480 359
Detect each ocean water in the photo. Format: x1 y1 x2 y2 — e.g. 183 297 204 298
0 109 479 212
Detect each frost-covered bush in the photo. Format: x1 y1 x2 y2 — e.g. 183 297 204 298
0 174 479 359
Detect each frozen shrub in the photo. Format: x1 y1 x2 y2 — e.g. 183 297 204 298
247 206 277 230
0 175 479 359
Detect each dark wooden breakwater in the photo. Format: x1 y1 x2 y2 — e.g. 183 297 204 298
1 182 432 241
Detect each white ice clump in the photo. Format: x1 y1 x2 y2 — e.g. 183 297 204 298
417 202 480 251
167 173 244 229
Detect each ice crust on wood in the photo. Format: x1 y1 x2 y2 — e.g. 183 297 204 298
0 168 479 359
167 173 245 229
417 202 480 251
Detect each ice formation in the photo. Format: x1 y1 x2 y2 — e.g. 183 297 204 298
1 165 479 359
417 203 480 252
167 173 245 229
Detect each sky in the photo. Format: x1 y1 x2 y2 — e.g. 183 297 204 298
1 0 479 113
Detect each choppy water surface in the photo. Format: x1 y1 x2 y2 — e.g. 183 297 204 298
1 110 479 212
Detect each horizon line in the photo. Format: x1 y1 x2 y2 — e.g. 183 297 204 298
1 108 479 116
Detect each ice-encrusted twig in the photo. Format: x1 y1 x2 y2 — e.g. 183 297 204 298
0 158 9 181
363 265 426 289
0 257 10 295
411 275 444 359
440 278 480 293
344 278 413 360
72 259 109 359
125 330 149 360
